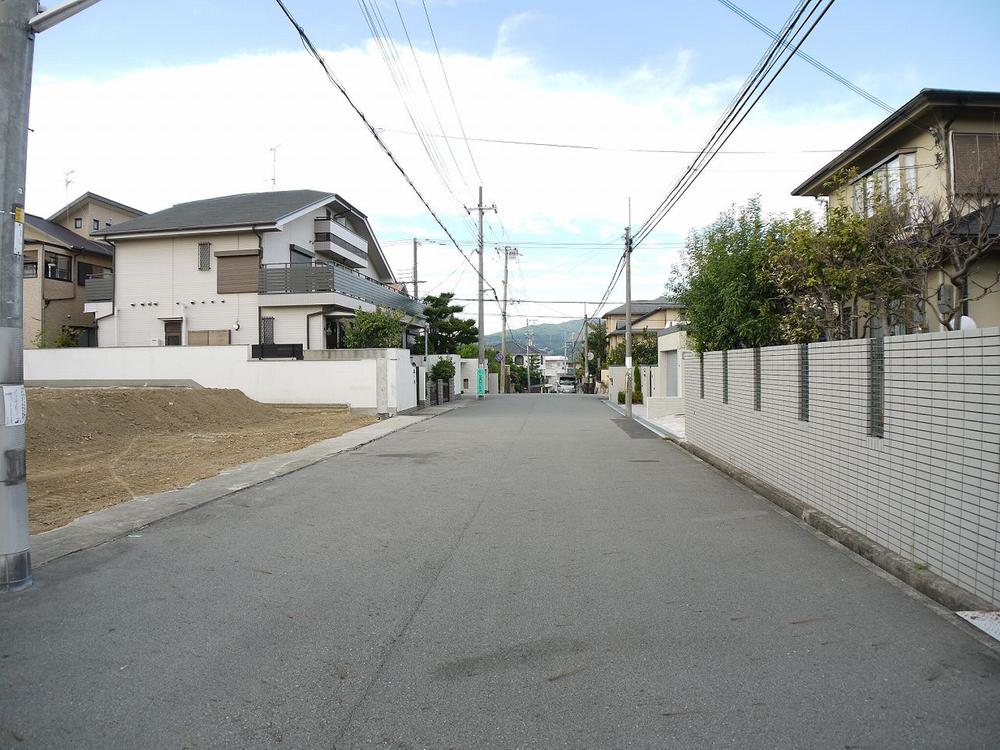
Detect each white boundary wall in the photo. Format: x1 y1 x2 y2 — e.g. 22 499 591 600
25 346 417 413
684 329 1000 607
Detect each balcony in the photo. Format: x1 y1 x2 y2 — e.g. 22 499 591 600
313 218 368 268
259 261 424 319
84 273 114 302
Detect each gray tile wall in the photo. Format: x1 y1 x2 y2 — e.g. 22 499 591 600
684 328 1000 606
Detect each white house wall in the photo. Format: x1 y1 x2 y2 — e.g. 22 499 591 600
264 213 387 282
23 346 416 411
110 233 261 347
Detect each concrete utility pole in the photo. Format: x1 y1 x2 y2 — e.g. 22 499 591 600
1 0 104 593
0 0 35 593
583 303 589 391
499 245 518 394
412 238 419 300
465 186 495 399
526 319 534 395
624 224 634 419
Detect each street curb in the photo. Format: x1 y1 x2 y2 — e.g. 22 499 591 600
29 402 466 568
602 399 684 441
679 440 994 613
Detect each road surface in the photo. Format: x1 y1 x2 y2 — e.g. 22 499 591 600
1 395 998 748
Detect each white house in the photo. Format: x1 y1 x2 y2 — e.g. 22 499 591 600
87 190 425 349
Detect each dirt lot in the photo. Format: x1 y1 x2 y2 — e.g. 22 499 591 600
26 388 374 534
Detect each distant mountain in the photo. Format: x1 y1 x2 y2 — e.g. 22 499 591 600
484 320 585 355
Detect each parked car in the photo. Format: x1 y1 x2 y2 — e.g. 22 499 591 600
557 375 577 394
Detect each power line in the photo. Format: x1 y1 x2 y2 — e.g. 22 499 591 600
714 0 893 115
373 126 847 155
634 0 837 247
419 0 483 184
272 0 499 298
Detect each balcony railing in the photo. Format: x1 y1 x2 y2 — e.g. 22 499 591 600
84 273 113 302
259 261 424 318
259 262 335 294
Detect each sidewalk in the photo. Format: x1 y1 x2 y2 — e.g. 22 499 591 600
30 400 469 567
603 398 685 441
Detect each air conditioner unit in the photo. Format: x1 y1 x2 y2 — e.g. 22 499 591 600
150 338 163 346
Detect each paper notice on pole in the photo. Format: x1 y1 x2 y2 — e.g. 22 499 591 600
625 356 633 369
3 385 27 426
13 205 24 256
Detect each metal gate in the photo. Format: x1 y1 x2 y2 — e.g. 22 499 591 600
260 316 275 344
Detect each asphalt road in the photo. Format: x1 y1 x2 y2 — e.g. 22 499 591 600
1 395 998 749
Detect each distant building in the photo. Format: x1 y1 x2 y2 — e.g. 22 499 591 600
88 190 424 349
602 296 685 351
23 192 145 348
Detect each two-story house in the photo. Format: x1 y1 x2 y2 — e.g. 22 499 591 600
23 192 145 348
792 88 1000 332
88 190 424 349
602 296 685 352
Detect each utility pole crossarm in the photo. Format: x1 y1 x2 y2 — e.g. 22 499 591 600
30 0 103 32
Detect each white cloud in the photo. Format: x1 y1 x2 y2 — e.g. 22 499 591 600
26 32 877 335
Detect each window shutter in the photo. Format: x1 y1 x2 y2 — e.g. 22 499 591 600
953 133 1000 194
198 242 212 271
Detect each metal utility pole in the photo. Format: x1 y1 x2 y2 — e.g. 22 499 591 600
499 245 518 394
624 224 634 419
465 186 495 399
1 0 104 593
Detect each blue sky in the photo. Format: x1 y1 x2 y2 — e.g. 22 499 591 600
28 0 1000 334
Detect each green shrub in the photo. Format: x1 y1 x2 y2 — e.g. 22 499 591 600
430 359 455 382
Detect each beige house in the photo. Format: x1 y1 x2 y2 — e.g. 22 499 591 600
23 193 144 348
89 190 423 349
792 88 1000 331
602 296 685 352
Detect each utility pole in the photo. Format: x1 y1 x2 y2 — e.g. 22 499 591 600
412 238 419 300
499 245 518 394
624 223 634 419
1 0 105 593
0 0 35 593
526 320 533 395
465 186 495 399
583 304 589 392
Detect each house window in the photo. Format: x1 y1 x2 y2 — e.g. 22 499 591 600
198 242 211 271
164 320 182 346
952 133 1000 195
23 261 37 278
77 261 109 287
44 252 72 281
92 218 100 232
851 152 917 216
74 218 82 229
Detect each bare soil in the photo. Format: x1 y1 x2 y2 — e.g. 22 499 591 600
26 388 373 534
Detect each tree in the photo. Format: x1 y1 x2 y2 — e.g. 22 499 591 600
575 320 607 378
632 363 643 404
430 359 455 382
607 331 658 366
672 198 785 352
457 343 478 359
411 293 478 354
343 307 403 348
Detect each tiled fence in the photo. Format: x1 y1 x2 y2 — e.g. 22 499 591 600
684 328 1000 607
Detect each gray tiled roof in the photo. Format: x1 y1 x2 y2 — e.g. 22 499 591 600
602 295 683 319
98 190 334 236
25 214 113 258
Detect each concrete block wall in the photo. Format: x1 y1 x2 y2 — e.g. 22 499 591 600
684 328 1000 607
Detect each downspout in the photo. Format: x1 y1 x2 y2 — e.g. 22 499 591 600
305 309 324 350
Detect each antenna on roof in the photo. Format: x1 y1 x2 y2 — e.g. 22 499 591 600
269 145 280 191
63 169 74 222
